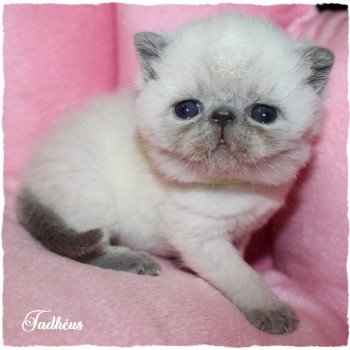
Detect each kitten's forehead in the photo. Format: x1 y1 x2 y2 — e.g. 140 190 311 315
159 15 300 103
176 16 288 55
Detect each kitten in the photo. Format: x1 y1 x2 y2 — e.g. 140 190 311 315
17 13 334 334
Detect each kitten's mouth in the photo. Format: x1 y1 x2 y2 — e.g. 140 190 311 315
213 136 231 153
216 137 227 148
215 126 229 148
211 140 258 166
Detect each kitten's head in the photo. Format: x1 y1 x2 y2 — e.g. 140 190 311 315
133 13 334 186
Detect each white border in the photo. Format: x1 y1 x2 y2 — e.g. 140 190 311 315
2 0 346 5
1 1 348 349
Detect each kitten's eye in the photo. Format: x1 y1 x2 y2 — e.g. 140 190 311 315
174 100 202 119
251 104 277 124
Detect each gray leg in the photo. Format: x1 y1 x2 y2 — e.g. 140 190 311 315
88 245 161 276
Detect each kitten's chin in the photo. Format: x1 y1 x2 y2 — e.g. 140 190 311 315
145 144 311 188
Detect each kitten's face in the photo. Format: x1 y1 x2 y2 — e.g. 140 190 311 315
134 14 334 186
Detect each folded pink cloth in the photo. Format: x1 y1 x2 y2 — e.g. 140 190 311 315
3 4 348 346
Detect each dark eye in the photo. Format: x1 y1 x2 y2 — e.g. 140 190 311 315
251 104 277 124
174 100 202 119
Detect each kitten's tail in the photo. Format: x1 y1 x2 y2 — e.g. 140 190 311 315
17 189 103 259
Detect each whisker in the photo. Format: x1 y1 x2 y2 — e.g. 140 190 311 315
172 154 199 182
206 150 216 192
190 159 200 183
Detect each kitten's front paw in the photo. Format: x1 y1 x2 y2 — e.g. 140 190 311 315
244 304 298 334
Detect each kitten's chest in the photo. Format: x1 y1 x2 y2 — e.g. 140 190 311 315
167 184 287 238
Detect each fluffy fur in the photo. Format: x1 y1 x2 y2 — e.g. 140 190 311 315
18 13 334 334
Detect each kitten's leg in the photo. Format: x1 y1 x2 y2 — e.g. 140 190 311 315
174 235 298 334
18 189 160 276
86 244 161 276
17 189 103 258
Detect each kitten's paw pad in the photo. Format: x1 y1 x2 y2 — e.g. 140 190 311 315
244 305 298 334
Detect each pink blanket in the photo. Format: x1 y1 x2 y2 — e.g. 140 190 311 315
3 4 348 346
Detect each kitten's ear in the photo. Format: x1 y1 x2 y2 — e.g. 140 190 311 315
297 42 334 94
134 32 170 80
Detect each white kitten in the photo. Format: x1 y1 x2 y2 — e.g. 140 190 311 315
18 13 334 334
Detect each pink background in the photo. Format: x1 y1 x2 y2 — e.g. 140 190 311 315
2 3 348 346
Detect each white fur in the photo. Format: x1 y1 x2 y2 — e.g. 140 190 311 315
23 89 290 312
22 13 333 330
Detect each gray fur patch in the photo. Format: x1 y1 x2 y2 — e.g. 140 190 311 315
88 246 161 276
17 189 103 259
243 304 299 334
134 32 169 80
301 46 334 93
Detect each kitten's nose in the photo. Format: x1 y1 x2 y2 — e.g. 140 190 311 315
210 109 234 128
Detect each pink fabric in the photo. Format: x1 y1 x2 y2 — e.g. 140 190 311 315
274 10 349 327
3 3 348 346
3 4 117 193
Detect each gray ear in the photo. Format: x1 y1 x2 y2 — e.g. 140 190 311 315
299 45 334 94
134 32 169 80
